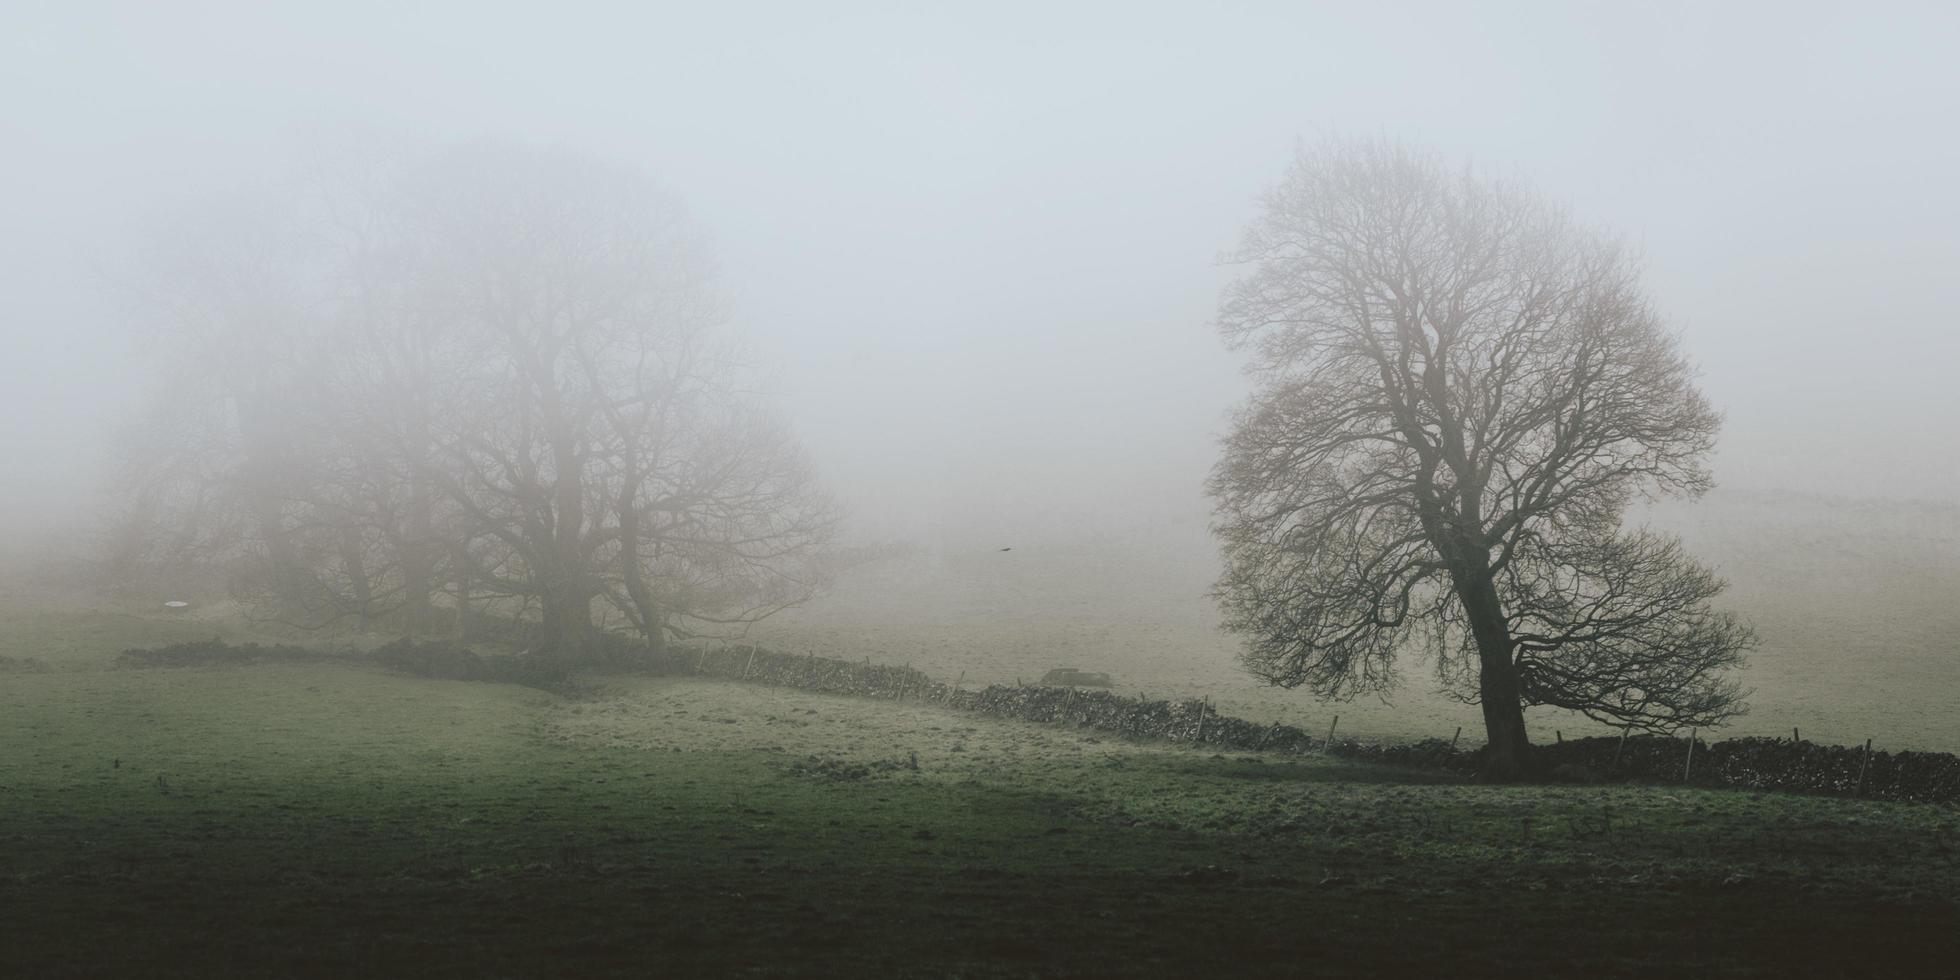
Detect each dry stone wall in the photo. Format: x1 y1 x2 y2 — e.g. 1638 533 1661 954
115 638 1960 805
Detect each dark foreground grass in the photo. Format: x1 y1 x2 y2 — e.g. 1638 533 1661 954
3 659 1957 978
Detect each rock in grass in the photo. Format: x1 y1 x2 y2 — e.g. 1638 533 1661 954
1039 667 1115 688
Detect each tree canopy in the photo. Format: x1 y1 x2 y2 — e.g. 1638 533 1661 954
1210 139 1753 778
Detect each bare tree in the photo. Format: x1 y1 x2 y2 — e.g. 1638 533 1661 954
396 142 836 658
1210 139 1753 779
115 142 836 656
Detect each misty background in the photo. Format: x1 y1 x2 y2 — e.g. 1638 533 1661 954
4 0 1957 692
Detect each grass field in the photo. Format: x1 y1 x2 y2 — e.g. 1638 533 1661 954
747 490 1960 753
4 601 1959 977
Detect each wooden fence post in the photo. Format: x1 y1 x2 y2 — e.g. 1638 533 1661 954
1613 726 1629 770
1323 715 1339 753
1555 730 1563 743
1792 727 1800 743
1683 728 1697 782
1450 726 1462 753
741 646 757 681
1856 738 1873 798
1193 698 1209 742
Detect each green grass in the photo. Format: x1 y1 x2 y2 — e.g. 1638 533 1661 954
4 616 1958 977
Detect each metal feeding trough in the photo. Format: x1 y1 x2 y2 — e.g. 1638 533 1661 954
1040 667 1114 688
162 600 191 612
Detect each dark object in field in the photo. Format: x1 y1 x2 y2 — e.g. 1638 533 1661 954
369 637 572 690
1549 763 1599 784
1040 667 1114 688
116 638 326 668
371 638 486 681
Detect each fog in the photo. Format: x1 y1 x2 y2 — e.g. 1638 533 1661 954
4 0 1957 555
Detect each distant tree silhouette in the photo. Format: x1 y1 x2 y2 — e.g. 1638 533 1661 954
116 142 838 659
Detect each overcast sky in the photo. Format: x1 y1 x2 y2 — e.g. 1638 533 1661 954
4 0 1956 552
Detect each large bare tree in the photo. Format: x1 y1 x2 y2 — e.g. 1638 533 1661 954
1210 140 1753 779
115 142 837 658
401 144 838 658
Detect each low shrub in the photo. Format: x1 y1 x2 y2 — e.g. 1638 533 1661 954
1040 667 1115 688
369 637 486 680
368 637 572 689
0 654 51 673
115 638 331 668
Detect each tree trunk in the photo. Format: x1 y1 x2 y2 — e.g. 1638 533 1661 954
248 477 305 608
399 407 436 639
545 394 589 659
621 546 664 655
542 589 592 660
453 563 471 642
237 390 307 615
615 463 666 655
337 523 372 631
1475 648 1534 781
1455 567 1535 780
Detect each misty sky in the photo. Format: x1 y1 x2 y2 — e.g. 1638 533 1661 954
4 1 1956 552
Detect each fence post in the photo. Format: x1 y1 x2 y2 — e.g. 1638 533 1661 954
1856 738 1873 798
741 646 758 681
1613 726 1629 770
1450 726 1462 754
1323 715 1340 754
951 671 964 696
1683 728 1697 783
1063 687 1075 724
1792 727 1800 744
1193 698 1209 742
1556 730 1563 743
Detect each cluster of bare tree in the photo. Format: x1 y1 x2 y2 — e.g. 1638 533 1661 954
1210 140 1754 779
109 142 838 659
